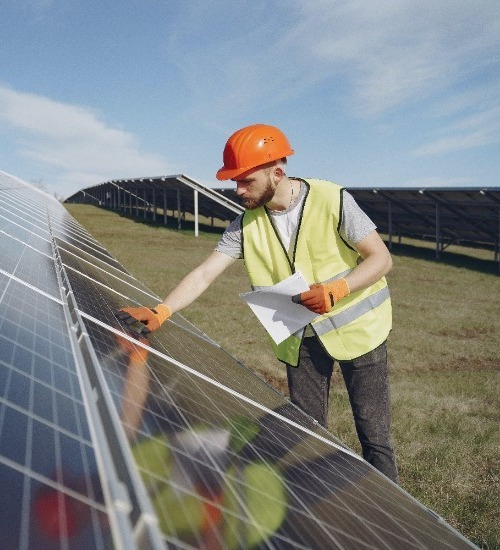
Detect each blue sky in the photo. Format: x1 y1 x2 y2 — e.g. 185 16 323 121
1 1 499 199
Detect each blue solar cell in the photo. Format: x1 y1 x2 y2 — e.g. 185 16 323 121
0 464 24 549
0 406 29 463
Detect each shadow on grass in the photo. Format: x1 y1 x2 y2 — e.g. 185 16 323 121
387 241 498 275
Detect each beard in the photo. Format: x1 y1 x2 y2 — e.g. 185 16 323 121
239 181 275 210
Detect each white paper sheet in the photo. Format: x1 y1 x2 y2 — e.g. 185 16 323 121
239 272 318 344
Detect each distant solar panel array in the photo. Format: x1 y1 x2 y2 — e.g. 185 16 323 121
349 187 500 257
67 176 500 268
1 169 477 549
66 174 244 226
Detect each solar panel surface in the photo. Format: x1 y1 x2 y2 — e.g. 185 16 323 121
0 170 478 549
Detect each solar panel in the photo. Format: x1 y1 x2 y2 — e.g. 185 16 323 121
0 170 478 548
347 187 500 251
65 174 244 225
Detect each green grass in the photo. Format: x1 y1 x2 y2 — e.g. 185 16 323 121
66 204 500 549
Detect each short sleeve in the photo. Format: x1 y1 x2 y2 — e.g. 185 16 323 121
340 191 376 245
214 214 243 259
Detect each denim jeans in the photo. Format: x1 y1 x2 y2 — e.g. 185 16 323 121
286 337 398 483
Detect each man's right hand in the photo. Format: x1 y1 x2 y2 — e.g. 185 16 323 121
116 304 171 334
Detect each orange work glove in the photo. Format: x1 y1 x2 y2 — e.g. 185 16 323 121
116 304 171 334
297 279 350 314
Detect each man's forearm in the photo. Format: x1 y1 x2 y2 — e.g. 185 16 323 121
345 252 392 293
160 250 237 314
345 231 393 293
161 268 214 313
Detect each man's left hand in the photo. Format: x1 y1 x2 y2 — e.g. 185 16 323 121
296 279 350 314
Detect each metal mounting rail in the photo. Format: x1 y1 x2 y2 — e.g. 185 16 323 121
48 209 165 550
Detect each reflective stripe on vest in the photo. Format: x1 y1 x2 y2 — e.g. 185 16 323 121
313 286 390 336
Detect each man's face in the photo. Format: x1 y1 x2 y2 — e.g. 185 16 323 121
233 165 276 210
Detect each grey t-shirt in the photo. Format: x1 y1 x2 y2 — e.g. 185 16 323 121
215 181 375 259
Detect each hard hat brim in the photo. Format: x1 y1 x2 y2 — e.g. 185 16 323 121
216 151 294 181
216 165 252 181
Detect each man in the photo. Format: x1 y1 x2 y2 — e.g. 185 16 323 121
117 124 398 483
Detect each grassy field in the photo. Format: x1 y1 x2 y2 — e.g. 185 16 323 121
65 204 500 549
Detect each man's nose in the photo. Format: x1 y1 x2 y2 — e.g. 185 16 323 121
236 182 246 196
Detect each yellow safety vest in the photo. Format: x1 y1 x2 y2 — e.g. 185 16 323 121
242 178 392 364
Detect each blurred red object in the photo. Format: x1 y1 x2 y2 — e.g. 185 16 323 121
33 486 87 539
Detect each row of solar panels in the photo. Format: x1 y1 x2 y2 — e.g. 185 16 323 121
350 187 500 251
66 176 500 256
1 169 477 548
66 175 244 224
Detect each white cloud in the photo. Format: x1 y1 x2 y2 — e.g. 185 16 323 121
167 1 500 119
0 85 171 195
292 0 500 115
412 106 500 156
282 0 500 159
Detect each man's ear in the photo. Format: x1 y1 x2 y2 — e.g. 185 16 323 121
273 165 284 181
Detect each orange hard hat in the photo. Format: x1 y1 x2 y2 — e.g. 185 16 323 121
216 124 294 180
